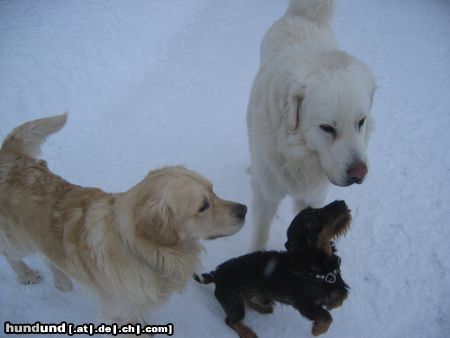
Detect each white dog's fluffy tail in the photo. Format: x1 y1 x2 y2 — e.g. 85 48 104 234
286 0 335 25
1 113 67 158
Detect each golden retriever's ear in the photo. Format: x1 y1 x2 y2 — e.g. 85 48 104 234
287 86 306 131
135 200 179 246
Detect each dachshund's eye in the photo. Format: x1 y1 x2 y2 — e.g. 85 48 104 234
320 124 336 136
198 200 210 213
358 117 366 129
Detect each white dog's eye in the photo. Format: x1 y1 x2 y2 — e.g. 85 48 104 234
198 199 210 213
320 124 336 136
358 118 366 130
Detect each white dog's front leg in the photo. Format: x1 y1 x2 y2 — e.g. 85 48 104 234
249 178 283 252
292 184 328 215
292 198 308 215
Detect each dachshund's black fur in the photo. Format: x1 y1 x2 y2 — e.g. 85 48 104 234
194 200 351 338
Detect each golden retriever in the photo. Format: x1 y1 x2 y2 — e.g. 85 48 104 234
0 114 247 332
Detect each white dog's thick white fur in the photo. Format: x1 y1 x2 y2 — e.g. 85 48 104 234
247 0 376 250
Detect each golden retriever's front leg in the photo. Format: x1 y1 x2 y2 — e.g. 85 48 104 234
47 261 73 291
5 256 42 285
101 298 152 338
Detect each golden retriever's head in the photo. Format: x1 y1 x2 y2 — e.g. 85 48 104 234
128 166 246 246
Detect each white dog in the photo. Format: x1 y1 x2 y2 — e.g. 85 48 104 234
247 0 376 250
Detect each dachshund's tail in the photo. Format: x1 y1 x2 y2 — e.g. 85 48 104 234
193 271 215 284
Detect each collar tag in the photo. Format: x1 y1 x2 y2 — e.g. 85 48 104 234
324 272 337 284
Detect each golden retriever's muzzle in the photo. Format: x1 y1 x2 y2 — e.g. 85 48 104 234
206 203 247 240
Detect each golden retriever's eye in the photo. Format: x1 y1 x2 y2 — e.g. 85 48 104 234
198 199 210 213
358 117 366 130
320 124 336 136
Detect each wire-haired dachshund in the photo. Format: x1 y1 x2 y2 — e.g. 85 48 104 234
195 200 351 338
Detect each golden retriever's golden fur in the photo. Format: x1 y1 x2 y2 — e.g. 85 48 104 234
0 114 246 329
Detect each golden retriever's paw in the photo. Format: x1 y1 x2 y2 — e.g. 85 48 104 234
47 263 73 292
54 277 73 292
19 270 42 285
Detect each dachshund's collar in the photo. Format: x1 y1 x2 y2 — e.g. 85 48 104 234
314 269 340 284
294 268 340 284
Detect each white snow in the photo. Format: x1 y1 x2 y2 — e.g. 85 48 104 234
1 0 449 337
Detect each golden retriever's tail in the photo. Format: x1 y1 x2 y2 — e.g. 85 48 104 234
286 0 335 25
193 272 215 285
1 113 67 158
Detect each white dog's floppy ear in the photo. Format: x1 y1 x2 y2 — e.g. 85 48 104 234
370 85 377 109
135 199 179 246
286 86 306 131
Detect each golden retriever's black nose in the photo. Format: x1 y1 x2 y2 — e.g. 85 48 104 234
347 162 367 184
234 204 247 220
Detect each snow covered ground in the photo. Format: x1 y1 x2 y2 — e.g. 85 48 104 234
1 0 449 337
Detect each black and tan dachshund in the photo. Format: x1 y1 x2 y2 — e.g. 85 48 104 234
195 200 351 338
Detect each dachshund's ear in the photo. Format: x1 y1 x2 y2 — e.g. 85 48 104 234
135 199 179 246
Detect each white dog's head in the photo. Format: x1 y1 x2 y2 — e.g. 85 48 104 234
285 51 376 187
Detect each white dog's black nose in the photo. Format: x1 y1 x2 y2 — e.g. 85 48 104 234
233 204 248 221
347 162 367 184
